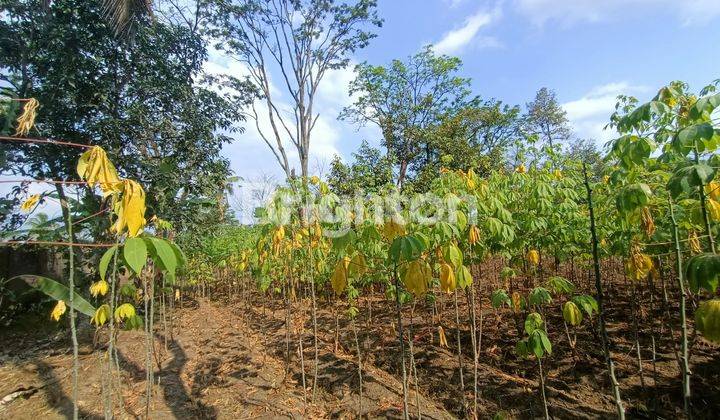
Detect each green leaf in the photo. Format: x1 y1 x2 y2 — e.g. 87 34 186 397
667 163 716 199
15 275 96 317
529 287 552 306
690 92 720 120
572 295 598 317
442 243 463 269
389 235 426 263
686 253 720 294
99 245 118 281
168 241 186 268
147 238 177 274
524 312 544 335
456 265 473 289
491 289 510 309
539 331 552 355
124 237 148 274
546 276 574 295
679 123 714 142
616 183 652 214
331 229 357 251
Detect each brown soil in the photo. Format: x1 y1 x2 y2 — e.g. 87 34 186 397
1 269 720 419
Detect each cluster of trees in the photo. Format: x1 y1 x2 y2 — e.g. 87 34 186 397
330 47 588 194
1 0 592 235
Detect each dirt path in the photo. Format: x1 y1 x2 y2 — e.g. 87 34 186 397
0 298 455 419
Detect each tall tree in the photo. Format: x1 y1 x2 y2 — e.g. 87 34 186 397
207 0 382 180
341 46 471 187
0 0 251 234
524 87 571 150
327 140 394 195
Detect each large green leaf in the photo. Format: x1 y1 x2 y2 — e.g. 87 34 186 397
456 264 473 289
618 101 670 132
616 183 652 214
389 234 426 263
667 163 716 198
124 237 148 274
491 289 510 309
690 92 720 120
686 253 720 294
99 245 118 281
16 275 96 317
146 237 177 274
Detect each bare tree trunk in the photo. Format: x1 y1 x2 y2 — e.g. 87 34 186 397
583 164 625 420
58 187 79 420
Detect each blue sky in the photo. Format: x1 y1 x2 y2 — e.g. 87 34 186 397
214 0 720 185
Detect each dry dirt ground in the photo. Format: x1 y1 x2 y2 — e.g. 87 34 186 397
1 277 720 419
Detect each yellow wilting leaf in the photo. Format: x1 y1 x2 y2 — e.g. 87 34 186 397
110 179 147 237
348 253 367 279
526 249 540 266
626 246 653 281
380 219 405 241
272 226 286 254
114 303 136 322
696 299 720 344
438 325 448 348
76 146 122 197
50 300 66 321
468 225 480 246
403 259 431 296
707 199 720 222
688 231 702 254
515 164 526 174
562 301 583 326
553 169 563 180
330 257 350 295
14 98 39 136
310 175 320 185
20 194 40 212
641 207 655 237
707 181 720 202
439 263 456 294
511 291 522 312
89 280 109 297
91 304 111 326
175 289 180 301
465 168 477 190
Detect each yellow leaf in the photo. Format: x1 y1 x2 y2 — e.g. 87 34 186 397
91 304 111 327
330 257 350 295
439 263 456 294
403 259 431 296
77 146 122 197
50 300 66 321
114 303 136 322
438 325 448 348
468 225 480 245
20 194 40 212
89 280 109 297
14 98 39 136
707 181 720 202
707 199 720 222
526 250 540 266
111 179 147 237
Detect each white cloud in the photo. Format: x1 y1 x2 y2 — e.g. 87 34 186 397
443 0 468 8
562 82 648 142
515 0 720 26
434 7 501 54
